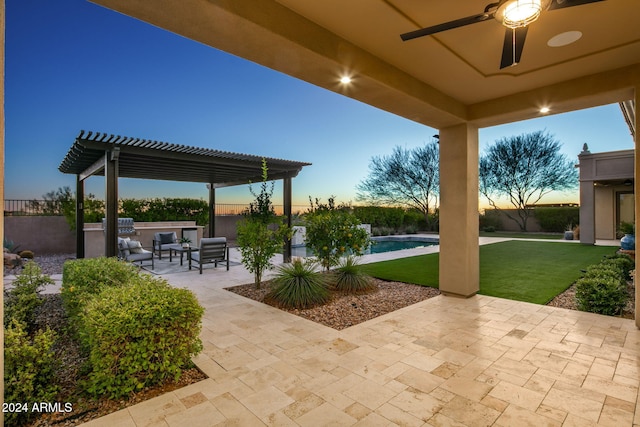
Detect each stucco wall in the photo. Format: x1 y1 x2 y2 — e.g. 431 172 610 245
595 187 615 239
5 216 75 255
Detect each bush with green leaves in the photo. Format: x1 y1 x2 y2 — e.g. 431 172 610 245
267 259 330 309
237 159 292 288
304 198 370 270
61 256 139 321
333 256 375 293
575 256 630 316
4 261 54 330
4 319 58 426
602 253 635 280
79 275 204 398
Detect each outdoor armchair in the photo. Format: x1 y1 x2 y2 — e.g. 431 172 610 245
118 237 154 269
152 232 178 260
189 237 229 274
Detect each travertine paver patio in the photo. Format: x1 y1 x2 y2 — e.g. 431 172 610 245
79 238 639 426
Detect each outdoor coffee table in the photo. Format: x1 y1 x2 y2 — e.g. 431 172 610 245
167 244 199 266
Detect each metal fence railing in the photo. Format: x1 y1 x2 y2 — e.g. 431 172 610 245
4 200 311 217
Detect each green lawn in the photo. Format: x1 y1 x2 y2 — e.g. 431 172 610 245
362 241 618 304
479 231 563 240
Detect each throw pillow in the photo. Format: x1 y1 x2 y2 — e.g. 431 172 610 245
128 240 144 254
159 232 175 244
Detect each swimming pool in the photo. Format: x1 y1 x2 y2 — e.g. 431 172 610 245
291 235 439 257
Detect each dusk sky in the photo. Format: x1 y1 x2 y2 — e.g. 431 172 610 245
5 0 635 209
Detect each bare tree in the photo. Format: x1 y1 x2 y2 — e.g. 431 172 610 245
479 131 578 231
356 142 439 229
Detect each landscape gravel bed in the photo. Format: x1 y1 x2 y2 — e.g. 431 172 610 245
226 279 441 330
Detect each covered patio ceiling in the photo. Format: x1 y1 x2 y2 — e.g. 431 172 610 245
90 0 639 129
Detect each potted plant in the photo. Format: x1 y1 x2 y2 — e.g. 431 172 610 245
564 224 574 240
179 237 191 248
618 221 635 250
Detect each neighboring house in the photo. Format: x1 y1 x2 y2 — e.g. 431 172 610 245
578 147 634 243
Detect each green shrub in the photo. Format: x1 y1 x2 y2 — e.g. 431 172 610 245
61 257 139 321
4 319 58 426
479 210 501 232
583 263 622 280
602 254 635 280
333 256 375 293
267 259 330 309
534 207 579 232
4 261 53 330
304 204 370 270
575 276 627 316
79 275 204 398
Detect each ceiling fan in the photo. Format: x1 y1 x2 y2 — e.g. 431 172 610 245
400 0 605 69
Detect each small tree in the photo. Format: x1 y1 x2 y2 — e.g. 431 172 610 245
236 159 291 288
304 197 370 270
479 131 578 231
356 142 439 230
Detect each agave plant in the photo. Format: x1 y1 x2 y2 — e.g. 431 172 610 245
333 256 375 293
267 259 329 309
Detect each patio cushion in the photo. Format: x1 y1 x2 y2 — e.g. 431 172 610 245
158 232 176 244
127 240 144 254
118 238 131 258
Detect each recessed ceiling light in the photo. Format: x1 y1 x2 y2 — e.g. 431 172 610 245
339 76 352 84
540 107 550 114
547 31 582 47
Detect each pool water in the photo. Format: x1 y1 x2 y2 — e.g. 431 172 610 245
291 237 438 257
369 239 437 253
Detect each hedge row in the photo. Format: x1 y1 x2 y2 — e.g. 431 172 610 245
575 254 633 316
61 257 204 398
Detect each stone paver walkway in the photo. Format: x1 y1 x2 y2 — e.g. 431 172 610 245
73 237 640 426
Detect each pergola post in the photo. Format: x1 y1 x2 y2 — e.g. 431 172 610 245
104 148 119 257
283 176 292 262
438 123 480 297
76 175 85 258
209 184 215 237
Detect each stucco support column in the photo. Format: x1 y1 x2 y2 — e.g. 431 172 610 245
633 86 639 329
76 175 85 258
104 148 119 257
283 176 292 262
439 123 479 297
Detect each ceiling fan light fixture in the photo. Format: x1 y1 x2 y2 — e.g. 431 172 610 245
501 0 543 28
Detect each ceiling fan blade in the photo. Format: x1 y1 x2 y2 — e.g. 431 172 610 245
547 0 605 11
401 12 494 41
500 26 528 69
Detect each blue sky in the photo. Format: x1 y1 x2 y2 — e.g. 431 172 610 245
5 0 634 208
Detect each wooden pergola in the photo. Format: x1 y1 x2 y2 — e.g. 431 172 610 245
58 130 310 259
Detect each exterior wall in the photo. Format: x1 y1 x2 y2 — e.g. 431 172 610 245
579 148 634 243
485 209 544 232
595 186 616 239
5 216 75 255
4 216 241 257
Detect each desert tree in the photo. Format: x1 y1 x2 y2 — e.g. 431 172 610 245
479 131 578 231
356 142 439 229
